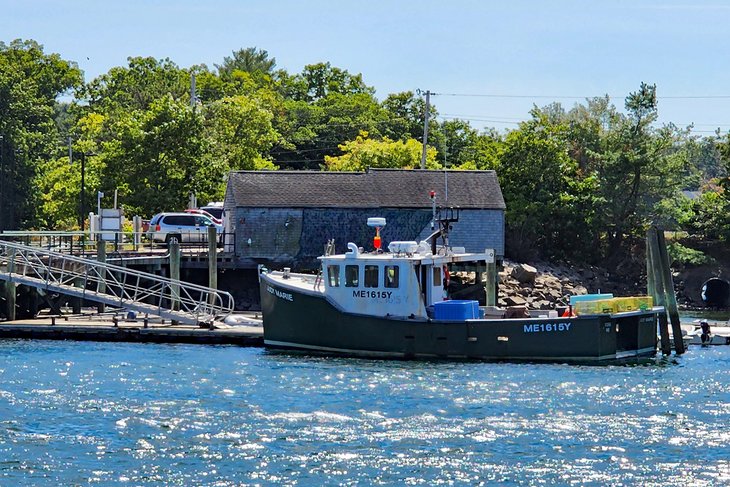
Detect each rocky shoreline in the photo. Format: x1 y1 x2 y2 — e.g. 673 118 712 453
452 259 712 311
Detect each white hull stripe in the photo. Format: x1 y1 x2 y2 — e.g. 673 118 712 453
264 340 655 361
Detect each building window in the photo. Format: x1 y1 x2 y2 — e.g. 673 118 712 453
433 267 442 287
345 265 359 287
327 265 340 287
364 265 379 288
384 265 399 288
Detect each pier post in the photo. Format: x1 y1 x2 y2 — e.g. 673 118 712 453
72 274 83 314
169 241 181 323
485 261 497 307
647 229 671 355
208 226 218 305
4 248 16 321
655 230 685 354
28 287 39 318
96 238 106 314
648 228 672 354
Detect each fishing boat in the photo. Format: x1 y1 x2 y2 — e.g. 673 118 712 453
259 212 660 362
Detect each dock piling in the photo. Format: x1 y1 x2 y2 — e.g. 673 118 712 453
485 261 497 307
647 227 685 355
169 241 181 325
656 230 685 354
96 238 106 314
3 248 16 321
208 226 218 305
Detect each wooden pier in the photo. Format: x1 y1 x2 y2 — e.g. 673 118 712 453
0 312 264 346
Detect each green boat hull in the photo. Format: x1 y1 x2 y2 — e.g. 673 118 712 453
260 274 658 363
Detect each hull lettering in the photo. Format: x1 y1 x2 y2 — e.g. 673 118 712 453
523 322 572 333
267 285 293 302
352 290 393 300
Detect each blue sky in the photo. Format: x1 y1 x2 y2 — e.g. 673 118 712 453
4 0 730 134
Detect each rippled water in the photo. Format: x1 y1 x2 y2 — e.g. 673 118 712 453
1 339 729 486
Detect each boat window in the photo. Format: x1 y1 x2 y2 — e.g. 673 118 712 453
327 265 340 287
345 265 359 287
364 265 379 288
384 265 399 288
433 267 442 287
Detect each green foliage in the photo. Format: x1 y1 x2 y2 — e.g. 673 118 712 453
80 56 190 112
4 40 729 269
498 113 600 260
667 242 713 266
204 95 279 171
100 95 208 215
216 47 276 78
324 132 438 171
0 39 83 230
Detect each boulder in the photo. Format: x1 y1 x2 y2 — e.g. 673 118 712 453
511 264 538 284
505 295 527 306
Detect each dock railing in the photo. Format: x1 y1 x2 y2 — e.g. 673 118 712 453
0 240 234 325
0 230 236 255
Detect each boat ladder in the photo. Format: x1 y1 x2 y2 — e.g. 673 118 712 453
0 240 234 325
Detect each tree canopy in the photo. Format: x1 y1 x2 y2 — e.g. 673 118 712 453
3 39 728 270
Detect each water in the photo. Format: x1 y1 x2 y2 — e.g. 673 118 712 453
0 338 729 486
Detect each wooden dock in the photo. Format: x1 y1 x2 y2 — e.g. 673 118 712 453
0 312 264 346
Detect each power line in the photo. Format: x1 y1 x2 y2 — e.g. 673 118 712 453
432 92 730 100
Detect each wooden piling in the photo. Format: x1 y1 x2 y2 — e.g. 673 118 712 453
96 238 106 314
4 248 16 321
169 241 181 317
28 287 39 318
647 229 671 355
485 261 497 307
208 226 218 305
655 230 685 354
72 276 83 314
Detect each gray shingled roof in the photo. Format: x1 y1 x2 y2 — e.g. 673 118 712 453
226 169 505 209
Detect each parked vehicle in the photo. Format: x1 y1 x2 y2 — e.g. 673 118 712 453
184 208 222 225
147 212 223 245
201 202 224 221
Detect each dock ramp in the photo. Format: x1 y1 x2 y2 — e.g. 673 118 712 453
0 241 233 325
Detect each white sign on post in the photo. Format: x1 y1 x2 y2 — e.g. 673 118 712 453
100 208 123 241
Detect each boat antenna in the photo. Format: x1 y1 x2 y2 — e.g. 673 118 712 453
425 207 460 255
430 190 437 230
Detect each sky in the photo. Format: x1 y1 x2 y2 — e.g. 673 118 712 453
4 0 730 135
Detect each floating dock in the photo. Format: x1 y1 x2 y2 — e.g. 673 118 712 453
0 312 264 346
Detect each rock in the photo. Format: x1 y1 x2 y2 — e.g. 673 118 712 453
573 285 588 295
511 264 537 284
505 295 527 306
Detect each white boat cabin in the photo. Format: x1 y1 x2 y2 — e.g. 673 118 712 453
319 241 494 320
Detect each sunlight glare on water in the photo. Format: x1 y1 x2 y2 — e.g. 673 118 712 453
0 340 729 485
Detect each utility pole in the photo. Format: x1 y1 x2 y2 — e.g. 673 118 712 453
420 90 431 170
190 73 197 110
80 151 86 232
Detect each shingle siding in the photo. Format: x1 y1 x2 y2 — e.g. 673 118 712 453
224 169 506 270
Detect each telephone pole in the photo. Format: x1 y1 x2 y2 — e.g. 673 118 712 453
420 90 431 169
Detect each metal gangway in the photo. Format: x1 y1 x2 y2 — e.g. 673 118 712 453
0 240 234 325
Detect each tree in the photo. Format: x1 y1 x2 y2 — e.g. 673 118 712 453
80 56 190 113
324 132 438 171
283 62 375 102
204 95 279 171
0 39 82 230
100 96 207 216
380 91 430 141
216 47 276 78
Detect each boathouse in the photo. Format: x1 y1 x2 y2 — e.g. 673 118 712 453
223 169 506 270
